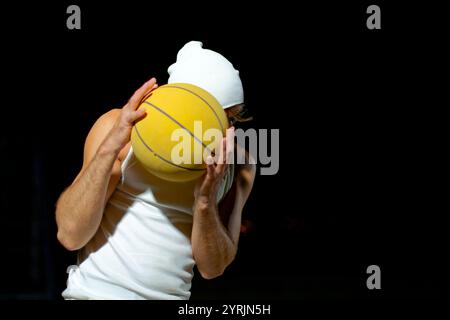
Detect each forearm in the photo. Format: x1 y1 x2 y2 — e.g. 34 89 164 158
191 200 237 279
56 144 118 250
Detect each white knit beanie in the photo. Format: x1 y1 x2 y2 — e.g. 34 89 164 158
167 41 244 109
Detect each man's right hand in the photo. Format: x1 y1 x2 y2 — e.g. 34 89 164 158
102 77 158 154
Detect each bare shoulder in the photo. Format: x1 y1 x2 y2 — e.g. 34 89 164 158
91 108 121 132
70 109 121 184
84 109 114 151
89 109 131 161
82 108 129 165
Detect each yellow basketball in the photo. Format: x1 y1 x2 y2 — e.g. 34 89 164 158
131 83 229 182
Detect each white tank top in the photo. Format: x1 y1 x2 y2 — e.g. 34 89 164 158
62 145 234 300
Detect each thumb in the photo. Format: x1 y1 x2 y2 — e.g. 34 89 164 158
205 156 215 176
199 156 215 192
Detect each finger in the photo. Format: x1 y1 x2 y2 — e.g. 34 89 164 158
141 83 159 102
127 78 157 110
216 138 227 173
199 156 216 193
225 126 235 164
217 138 226 165
206 156 216 176
130 107 147 123
137 78 157 102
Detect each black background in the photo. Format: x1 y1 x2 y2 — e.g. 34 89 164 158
0 1 448 300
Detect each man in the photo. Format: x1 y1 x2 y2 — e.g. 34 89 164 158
55 41 256 299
